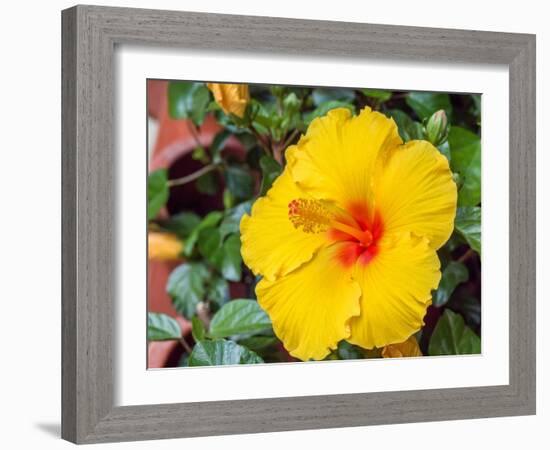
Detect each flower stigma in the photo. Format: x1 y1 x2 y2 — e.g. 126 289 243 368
288 198 374 247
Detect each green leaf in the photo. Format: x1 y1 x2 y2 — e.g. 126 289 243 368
304 101 355 126
147 313 182 341
225 166 254 200
206 275 230 308
191 146 209 164
448 126 481 206
195 171 218 195
209 299 272 338
280 92 302 132
361 88 392 101
406 92 452 120
470 94 481 121
337 341 364 360
183 211 223 256
223 188 236 209
219 201 252 239
449 295 481 328
191 316 206 342
166 263 209 318
437 141 451 162
211 234 242 281
188 339 264 366
168 81 210 125
259 155 283 196
162 211 201 239
147 169 169 220
311 88 355 106
432 261 469 307
210 130 232 164
455 206 481 254
385 109 424 142
428 310 481 356
197 227 221 259
237 335 278 352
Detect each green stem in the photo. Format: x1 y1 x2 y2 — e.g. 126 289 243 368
180 337 192 354
167 164 218 188
281 129 300 150
457 248 475 264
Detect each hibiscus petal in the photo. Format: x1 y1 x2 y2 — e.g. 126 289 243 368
287 107 402 210
374 140 457 249
256 243 361 361
348 232 441 349
240 169 328 281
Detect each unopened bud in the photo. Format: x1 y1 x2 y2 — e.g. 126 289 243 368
425 110 448 146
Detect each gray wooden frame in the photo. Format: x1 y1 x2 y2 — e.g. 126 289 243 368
61 4 536 444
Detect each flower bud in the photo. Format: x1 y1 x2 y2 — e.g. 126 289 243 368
425 110 448 146
382 335 422 358
148 232 183 261
206 83 250 118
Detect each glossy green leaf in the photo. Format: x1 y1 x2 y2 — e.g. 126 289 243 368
166 263 209 318
259 155 282 196
219 202 252 239
304 101 355 126
223 188 236 209
311 88 355 106
211 234 242 281
206 275 230 308
210 129 231 164
470 94 481 121
428 310 481 356
225 166 254 200
195 171 218 195
191 316 206 342
147 169 168 220
455 206 481 254
337 341 364 360
280 92 302 132
188 339 264 366
448 126 481 206
209 299 272 338
385 109 424 142
168 81 210 125
361 88 392 101
237 335 278 352
197 227 221 259
162 211 201 239
183 211 223 256
437 141 451 162
449 295 481 328
147 313 181 341
432 261 469 307
406 92 452 120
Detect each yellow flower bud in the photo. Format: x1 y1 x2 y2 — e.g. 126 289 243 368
148 231 183 261
207 83 250 118
382 335 422 358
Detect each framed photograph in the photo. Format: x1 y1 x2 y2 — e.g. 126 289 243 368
61 5 536 444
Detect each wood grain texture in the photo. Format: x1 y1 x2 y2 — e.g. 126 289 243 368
61 5 536 444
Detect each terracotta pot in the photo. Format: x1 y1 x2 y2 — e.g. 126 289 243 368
146 80 246 367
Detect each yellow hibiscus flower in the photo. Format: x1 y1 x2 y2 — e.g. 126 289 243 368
240 107 457 361
207 83 250 118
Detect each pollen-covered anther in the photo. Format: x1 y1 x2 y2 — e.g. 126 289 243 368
288 198 333 234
